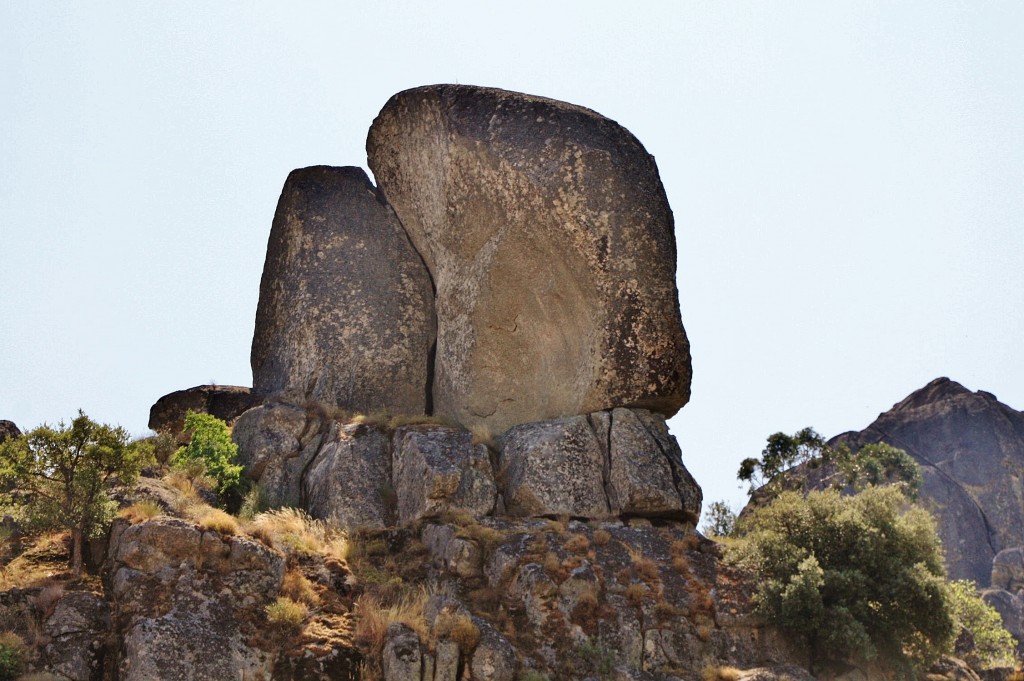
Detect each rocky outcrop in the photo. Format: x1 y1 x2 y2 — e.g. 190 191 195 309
251 165 436 415
148 385 259 438
367 84 691 432
0 420 20 444
106 517 284 681
831 377 1024 584
43 590 111 681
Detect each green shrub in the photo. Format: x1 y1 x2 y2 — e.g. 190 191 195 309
172 412 243 506
0 631 27 680
947 580 1016 669
728 486 953 675
265 596 308 630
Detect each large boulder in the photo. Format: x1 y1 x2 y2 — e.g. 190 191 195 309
251 165 435 416
367 85 691 432
148 385 258 437
831 378 1024 584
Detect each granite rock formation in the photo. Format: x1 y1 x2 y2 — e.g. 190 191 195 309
367 84 691 432
0 420 20 444
831 378 1024 585
251 165 436 415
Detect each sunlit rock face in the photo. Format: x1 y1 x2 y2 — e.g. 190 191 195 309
368 84 691 433
251 165 436 416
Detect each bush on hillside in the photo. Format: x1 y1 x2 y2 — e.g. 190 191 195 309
171 411 243 507
727 485 954 675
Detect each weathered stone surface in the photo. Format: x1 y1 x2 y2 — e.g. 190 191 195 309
304 422 394 529
106 517 283 681
148 385 258 438
382 623 422 681
232 402 321 508
499 414 609 518
251 165 435 416
469 619 515 681
422 523 483 579
604 408 701 521
498 409 701 520
0 420 20 444
831 378 1024 584
992 547 1024 593
392 426 496 523
982 587 1024 646
44 590 111 681
368 84 691 432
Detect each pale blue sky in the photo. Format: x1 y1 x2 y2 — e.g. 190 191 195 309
2 2 1022 515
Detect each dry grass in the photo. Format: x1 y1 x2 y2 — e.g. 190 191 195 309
118 500 164 524
634 557 660 582
197 508 239 536
33 581 65 618
0 532 71 590
265 596 308 630
542 552 563 579
388 413 457 429
469 423 495 448
281 570 320 608
353 587 430 667
702 666 741 681
672 555 690 574
625 582 648 606
434 610 481 652
246 507 348 563
564 533 590 554
592 529 612 546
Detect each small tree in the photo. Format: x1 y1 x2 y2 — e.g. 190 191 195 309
701 500 738 538
171 411 243 506
728 486 954 675
0 411 149 575
738 427 921 499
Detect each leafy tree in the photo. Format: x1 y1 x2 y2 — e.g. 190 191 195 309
738 427 921 499
738 427 825 493
171 411 243 506
727 486 954 675
946 580 1016 670
0 411 150 575
701 500 738 538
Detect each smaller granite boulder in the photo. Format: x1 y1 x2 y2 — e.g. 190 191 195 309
497 409 700 520
232 402 321 508
44 590 111 681
499 415 610 518
992 547 1024 593
382 623 423 681
392 426 497 524
304 422 394 529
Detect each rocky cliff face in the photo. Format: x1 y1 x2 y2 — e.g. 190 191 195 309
831 377 1024 585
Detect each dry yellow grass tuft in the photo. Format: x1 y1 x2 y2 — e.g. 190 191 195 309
625 582 648 606
281 569 320 608
246 507 348 562
434 610 481 652
265 596 309 630
592 529 612 546
353 587 431 664
197 508 239 536
564 533 590 554
118 500 163 524
702 665 741 681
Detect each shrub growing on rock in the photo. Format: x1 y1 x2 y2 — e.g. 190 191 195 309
0 631 28 680
947 580 1016 669
728 486 954 675
171 411 243 507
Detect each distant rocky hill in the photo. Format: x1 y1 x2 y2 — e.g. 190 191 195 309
830 377 1024 586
